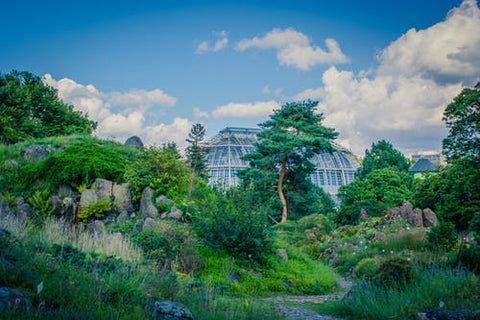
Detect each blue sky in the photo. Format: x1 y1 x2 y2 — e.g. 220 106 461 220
2 0 479 155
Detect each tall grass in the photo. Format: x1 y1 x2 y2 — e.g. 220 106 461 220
340 266 480 320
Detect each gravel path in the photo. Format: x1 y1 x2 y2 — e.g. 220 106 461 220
262 279 352 320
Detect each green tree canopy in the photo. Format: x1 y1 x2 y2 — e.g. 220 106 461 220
0 70 96 143
442 82 480 161
356 140 410 180
241 101 337 223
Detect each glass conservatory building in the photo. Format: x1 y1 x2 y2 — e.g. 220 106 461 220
206 127 359 200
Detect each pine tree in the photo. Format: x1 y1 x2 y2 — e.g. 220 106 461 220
242 101 337 223
185 123 208 179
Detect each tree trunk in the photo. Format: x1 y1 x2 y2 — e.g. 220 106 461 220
278 154 288 223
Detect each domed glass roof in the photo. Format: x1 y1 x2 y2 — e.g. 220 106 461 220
206 127 359 200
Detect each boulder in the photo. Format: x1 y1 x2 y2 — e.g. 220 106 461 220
140 187 158 218
423 208 439 228
95 179 113 200
16 203 31 219
0 287 31 315
156 195 174 205
418 309 468 320
112 183 132 210
410 208 424 228
89 220 105 233
168 206 182 220
62 197 77 223
0 202 14 217
57 184 73 196
125 136 144 150
143 217 161 231
147 300 194 320
116 210 130 224
21 144 49 161
79 189 98 209
50 195 63 216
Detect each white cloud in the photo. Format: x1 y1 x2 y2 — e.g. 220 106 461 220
292 0 479 155
193 107 210 118
236 28 349 70
42 74 187 146
196 31 229 54
377 0 480 83
212 101 280 119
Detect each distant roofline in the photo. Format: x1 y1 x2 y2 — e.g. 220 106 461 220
219 127 262 134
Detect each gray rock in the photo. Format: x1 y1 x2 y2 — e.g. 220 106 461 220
95 179 113 200
57 184 73 196
0 202 14 216
89 220 105 233
116 210 130 223
4 160 18 168
147 300 194 320
113 183 132 210
140 187 158 218
278 248 289 261
168 206 182 220
50 195 62 216
79 189 98 209
423 309 467 320
62 197 77 223
156 195 174 205
21 144 49 161
143 217 161 231
0 287 31 315
423 208 439 228
17 203 31 219
125 136 144 150
411 208 424 228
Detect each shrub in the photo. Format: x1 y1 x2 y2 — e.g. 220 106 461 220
124 148 190 202
78 198 111 221
427 222 458 251
194 189 273 263
33 140 133 191
375 256 413 287
354 258 381 281
457 244 480 274
28 190 54 223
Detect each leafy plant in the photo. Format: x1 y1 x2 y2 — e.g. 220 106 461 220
375 256 413 287
78 198 111 221
28 190 54 223
427 222 458 251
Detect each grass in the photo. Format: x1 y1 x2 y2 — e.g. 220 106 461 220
339 266 480 320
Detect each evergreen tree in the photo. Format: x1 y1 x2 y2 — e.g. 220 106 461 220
185 123 208 179
241 101 337 223
0 70 96 143
356 140 409 180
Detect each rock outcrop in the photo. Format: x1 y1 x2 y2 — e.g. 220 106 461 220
140 187 159 218
124 136 144 150
0 287 31 315
21 144 49 161
382 201 439 228
147 300 194 320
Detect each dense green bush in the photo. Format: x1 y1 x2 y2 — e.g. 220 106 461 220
427 222 458 251
375 256 413 287
354 257 381 281
457 244 480 274
194 189 273 263
78 198 111 222
124 147 190 202
32 140 134 191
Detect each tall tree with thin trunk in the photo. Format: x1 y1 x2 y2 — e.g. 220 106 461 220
185 123 208 209
243 101 337 223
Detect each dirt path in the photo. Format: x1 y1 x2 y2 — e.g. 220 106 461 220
262 279 352 320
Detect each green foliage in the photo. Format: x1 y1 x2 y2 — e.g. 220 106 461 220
32 140 134 191
185 123 208 179
442 82 480 161
194 189 273 263
335 199 387 225
375 256 413 287
0 70 95 144
28 190 54 223
124 147 190 202
415 158 480 230
356 140 410 180
338 167 413 225
354 257 381 280
427 222 458 251
340 267 480 320
241 100 337 222
78 198 111 221
457 244 480 274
